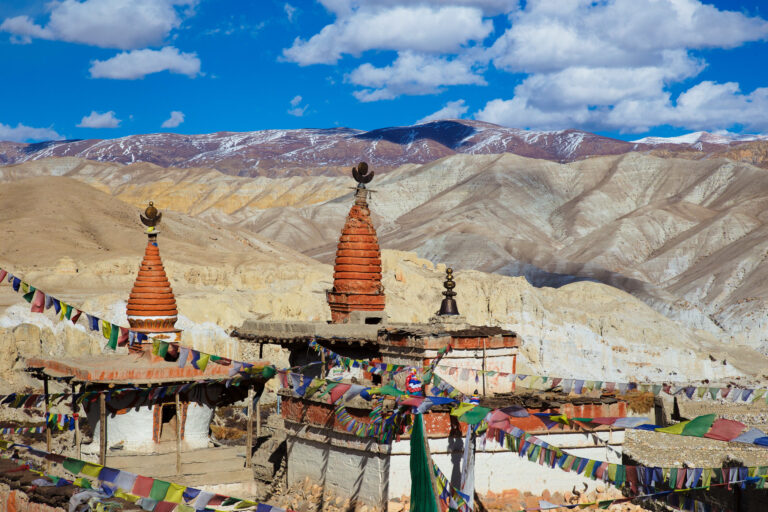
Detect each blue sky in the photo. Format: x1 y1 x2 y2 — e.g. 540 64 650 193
0 0 767 143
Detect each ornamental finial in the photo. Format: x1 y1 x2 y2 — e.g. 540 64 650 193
438 267 459 316
352 162 374 188
140 201 162 228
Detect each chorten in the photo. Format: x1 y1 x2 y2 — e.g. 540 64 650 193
126 201 181 343
326 162 386 323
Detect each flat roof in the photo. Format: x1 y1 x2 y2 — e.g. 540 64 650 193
27 354 269 385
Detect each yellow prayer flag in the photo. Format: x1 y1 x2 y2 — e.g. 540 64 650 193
81 463 103 478
20 282 29 293
655 421 689 435
164 482 185 503
114 490 139 503
101 320 111 340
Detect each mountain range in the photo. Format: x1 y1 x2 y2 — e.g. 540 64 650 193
3 120 768 176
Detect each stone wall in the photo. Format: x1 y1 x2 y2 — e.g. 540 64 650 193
0 488 64 512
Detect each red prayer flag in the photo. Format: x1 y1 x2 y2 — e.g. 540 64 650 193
132 475 154 497
329 383 352 403
117 327 130 346
30 290 45 313
71 309 82 324
704 418 747 441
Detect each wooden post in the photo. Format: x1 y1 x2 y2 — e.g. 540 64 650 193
246 387 254 468
99 392 106 466
71 382 81 460
175 393 182 475
43 375 51 472
481 338 487 397
320 350 326 379
256 400 261 438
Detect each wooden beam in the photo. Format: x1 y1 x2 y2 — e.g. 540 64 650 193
175 394 182 475
246 387 255 468
482 338 487 397
43 375 50 472
71 383 81 460
99 392 106 466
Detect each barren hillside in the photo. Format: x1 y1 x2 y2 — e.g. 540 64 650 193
0 175 761 392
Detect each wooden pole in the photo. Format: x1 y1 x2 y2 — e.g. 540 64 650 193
481 339 487 397
246 387 254 468
71 383 81 460
321 350 326 379
175 393 182 475
99 392 106 466
43 375 51 472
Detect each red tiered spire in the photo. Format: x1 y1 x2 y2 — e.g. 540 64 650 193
127 202 181 340
327 163 385 323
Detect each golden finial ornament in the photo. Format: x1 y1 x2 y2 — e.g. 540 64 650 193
140 201 162 228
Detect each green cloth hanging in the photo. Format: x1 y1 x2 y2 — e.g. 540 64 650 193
460 406 491 425
107 324 119 350
379 382 404 397
409 414 438 512
681 414 716 437
63 458 86 475
22 286 36 303
149 479 171 501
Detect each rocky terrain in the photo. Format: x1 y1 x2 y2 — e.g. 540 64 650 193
3 120 768 177
7 152 768 354
0 175 764 396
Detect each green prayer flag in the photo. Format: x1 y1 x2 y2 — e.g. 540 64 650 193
149 480 171 501
460 406 491 425
156 340 169 358
107 324 119 350
63 458 86 475
409 414 438 512
64 304 73 320
261 365 277 380
680 414 716 437
379 382 404 397
22 286 35 303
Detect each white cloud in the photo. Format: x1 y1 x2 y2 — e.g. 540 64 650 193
287 96 307 117
417 100 469 124
89 46 200 79
77 111 121 128
284 3 297 22
161 111 185 128
0 122 61 142
474 0 768 133
283 5 492 65
0 0 197 50
489 0 768 74
348 51 485 102
318 0 517 17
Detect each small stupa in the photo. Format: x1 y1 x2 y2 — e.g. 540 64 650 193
126 201 181 343
326 162 386 324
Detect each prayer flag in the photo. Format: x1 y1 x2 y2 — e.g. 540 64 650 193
22 285 35 303
117 327 129 346
192 352 209 371
177 347 189 368
11 277 20 291
101 320 111 340
30 290 45 313
149 480 171 501
87 314 98 331
71 309 82 324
